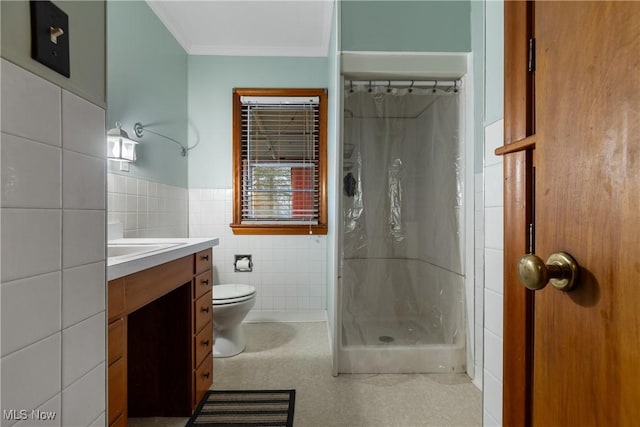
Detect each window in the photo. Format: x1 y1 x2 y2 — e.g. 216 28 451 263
231 88 327 235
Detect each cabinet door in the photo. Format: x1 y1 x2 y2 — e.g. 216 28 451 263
108 319 125 365
108 356 126 426
194 270 212 300
194 291 213 334
195 249 212 274
194 321 213 368
108 316 127 426
108 279 125 322
194 352 213 408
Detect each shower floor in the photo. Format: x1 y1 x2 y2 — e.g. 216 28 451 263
339 316 466 373
342 317 446 347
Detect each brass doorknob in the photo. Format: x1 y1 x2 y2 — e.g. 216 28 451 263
518 252 579 291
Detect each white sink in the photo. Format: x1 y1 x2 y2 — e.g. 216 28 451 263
107 237 219 281
107 243 182 258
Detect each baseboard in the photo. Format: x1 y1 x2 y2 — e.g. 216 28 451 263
244 310 327 323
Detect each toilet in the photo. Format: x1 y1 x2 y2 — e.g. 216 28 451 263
212 284 256 357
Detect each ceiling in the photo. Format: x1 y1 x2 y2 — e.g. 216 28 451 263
146 0 334 57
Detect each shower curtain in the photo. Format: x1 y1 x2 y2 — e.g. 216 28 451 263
341 83 464 348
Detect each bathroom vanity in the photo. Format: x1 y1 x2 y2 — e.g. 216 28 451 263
107 238 218 427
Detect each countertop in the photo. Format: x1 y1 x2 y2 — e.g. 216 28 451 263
107 237 219 281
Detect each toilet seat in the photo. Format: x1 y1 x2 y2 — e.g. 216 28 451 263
213 284 256 305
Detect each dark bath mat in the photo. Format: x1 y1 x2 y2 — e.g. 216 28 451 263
186 389 295 427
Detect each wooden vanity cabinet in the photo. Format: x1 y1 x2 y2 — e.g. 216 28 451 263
107 279 127 427
107 248 214 426
192 249 213 408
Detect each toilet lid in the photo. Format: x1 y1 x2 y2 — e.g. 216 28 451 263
213 284 256 304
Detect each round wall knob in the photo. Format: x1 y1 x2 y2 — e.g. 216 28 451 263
518 252 579 291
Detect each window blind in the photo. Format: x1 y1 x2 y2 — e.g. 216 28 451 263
240 96 320 224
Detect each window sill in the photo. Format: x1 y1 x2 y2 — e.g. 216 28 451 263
230 223 328 235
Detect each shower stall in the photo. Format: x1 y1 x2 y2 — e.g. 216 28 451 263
338 79 466 373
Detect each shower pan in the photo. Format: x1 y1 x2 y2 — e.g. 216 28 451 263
339 80 466 373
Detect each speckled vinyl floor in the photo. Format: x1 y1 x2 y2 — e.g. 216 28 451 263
129 322 482 427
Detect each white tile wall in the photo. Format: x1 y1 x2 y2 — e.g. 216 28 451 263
1 133 61 208
483 370 503 426
1 272 61 356
61 91 106 159
62 312 105 388
88 413 105 427
107 173 188 238
62 210 106 269
484 248 504 294
484 291 504 336
63 151 105 210
483 118 504 425
484 162 504 207
62 262 106 328
189 188 327 320
0 209 61 283
14 395 60 427
0 334 62 427
0 60 106 426
0 60 61 147
60 363 106 427
484 329 503 380
484 207 504 250
474 172 485 389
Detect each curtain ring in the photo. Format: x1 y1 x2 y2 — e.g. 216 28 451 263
432 80 438 93
408 80 414 93
386 80 392 93
368 81 372 92
453 80 459 93
349 80 353 93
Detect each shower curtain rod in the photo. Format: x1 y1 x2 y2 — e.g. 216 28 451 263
346 79 462 89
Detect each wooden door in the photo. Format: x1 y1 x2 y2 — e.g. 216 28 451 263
516 2 640 425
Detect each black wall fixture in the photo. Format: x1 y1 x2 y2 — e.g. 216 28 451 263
30 1 70 78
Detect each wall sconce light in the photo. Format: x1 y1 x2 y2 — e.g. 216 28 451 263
107 122 138 162
133 122 192 157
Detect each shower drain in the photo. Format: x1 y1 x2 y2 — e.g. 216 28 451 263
378 335 395 343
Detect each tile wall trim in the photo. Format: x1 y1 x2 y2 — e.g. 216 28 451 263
189 188 328 316
107 173 188 238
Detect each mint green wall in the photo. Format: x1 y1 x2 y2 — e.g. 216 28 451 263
187 56 329 188
1 0 106 107
107 1 188 187
471 0 485 172
485 0 503 124
470 0 503 172
341 1 470 52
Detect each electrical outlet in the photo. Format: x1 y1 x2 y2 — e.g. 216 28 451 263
30 1 70 78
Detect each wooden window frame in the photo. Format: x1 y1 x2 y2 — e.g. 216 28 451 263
230 88 328 235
